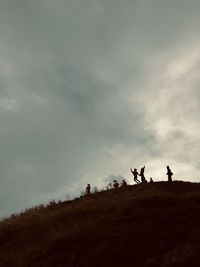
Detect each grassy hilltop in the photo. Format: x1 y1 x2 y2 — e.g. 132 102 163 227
0 181 200 267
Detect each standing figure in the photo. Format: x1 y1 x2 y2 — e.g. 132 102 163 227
149 178 154 183
121 179 127 187
86 184 91 195
130 168 140 184
166 166 173 182
113 180 119 189
140 166 146 183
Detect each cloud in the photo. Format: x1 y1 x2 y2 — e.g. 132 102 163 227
0 0 200 217
135 40 200 180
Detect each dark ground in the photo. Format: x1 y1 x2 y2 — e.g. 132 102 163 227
0 181 200 267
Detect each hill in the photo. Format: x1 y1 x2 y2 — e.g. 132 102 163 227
0 181 200 267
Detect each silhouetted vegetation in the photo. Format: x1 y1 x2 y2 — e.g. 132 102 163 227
0 181 200 266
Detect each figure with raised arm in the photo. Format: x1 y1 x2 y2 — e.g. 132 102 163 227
130 168 140 184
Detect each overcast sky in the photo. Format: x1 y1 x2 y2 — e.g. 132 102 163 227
0 0 200 217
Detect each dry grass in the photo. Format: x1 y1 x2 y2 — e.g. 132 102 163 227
0 181 200 267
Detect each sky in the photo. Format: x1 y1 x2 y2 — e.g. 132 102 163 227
0 0 200 218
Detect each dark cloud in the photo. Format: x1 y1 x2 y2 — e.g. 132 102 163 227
0 0 200 217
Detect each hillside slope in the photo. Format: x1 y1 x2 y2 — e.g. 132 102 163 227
0 181 200 267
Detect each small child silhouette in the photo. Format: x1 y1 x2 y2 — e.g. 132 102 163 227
86 184 91 194
113 180 119 189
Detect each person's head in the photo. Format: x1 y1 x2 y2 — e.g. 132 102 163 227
167 166 169 169
134 168 137 171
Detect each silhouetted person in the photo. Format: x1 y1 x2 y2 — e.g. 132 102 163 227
166 166 173 182
86 184 91 195
113 180 119 189
130 168 140 184
140 166 146 183
121 179 127 187
149 178 154 183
